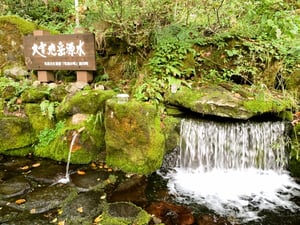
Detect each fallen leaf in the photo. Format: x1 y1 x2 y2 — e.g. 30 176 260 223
107 168 113 172
15 199 26 204
32 162 41 168
77 170 86 175
90 162 97 169
77 207 83 213
58 221 65 225
20 165 29 170
100 194 106 200
94 215 103 223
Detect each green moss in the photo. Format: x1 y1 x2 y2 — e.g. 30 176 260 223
288 125 300 177
243 99 274 113
49 85 68 102
56 90 115 119
165 86 203 108
0 98 4 116
3 146 33 157
0 116 34 152
25 104 54 136
162 116 180 152
20 86 49 103
34 118 104 164
99 202 151 225
0 15 49 35
243 96 292 115
105 100 165 174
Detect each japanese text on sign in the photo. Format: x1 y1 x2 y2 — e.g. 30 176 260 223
23 33 96 71
32 40 86 58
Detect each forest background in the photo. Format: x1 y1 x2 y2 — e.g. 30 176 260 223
0 0 300 159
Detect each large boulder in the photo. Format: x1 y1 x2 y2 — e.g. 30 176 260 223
56 89 116 118
0 116 34 152
165 83 293 120
34 113 106 164
105 99 165 174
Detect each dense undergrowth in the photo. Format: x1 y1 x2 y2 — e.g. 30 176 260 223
1 0 300 161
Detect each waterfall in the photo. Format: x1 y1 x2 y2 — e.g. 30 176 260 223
163 119 300 223
178 119 288 171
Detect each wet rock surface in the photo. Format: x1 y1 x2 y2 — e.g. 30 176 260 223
0 154 247 225
0 155 119 224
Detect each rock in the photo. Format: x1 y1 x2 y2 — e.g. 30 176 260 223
108 174 148 205
24 103 54 136
25 161 75 184
70 170 110 192
1 85 16 100
146 201 194 225
48 84 68 102
197 214 236 225
0 117 34 152
58 191 104 225
165 85 293 120
56 89 115 118
105 99 165 174
66 81 90 94
3 66 29 80
71 113 89 125
0 176 31 199
20 86 49 103
100 202 151 225
5 185 77 214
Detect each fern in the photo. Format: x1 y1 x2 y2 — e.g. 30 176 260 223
40 100 59 120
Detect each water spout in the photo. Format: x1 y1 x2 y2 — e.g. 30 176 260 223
57 127 85 184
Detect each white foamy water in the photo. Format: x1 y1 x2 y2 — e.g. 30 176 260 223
164 119 300 222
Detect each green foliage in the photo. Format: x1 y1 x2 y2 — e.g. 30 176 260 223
0 15 41 34
0 78 30 111
35 120 65 148
134 77 165 104
2 0 75 33
148 26 196 79
243 84 297 113
87 111 104 131
40 100 60 120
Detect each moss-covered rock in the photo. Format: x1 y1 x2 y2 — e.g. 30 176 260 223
20 86 49 103
0 116 34 152
288 124 300 177
0 16 43 35
99 202 151 225
0 16 47 71
165 84 294 120
0 98 4 116
24 104 54 136
56 90 116 119
105 99 165 174
1 85 17 100
162 116 180 153
34 113 105 164
48 85 68 102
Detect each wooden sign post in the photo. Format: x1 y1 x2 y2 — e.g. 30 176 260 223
23 30 96 82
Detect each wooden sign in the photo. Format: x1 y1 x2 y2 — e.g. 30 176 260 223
23 33 96 71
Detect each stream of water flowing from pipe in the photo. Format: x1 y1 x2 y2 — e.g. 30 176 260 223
57 131 80 184
162 119 300 223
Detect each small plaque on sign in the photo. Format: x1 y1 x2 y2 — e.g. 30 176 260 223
23 33 96 71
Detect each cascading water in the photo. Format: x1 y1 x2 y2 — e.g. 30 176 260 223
162 119 300 223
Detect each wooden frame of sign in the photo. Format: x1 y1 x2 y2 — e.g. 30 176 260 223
23 30 96 82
